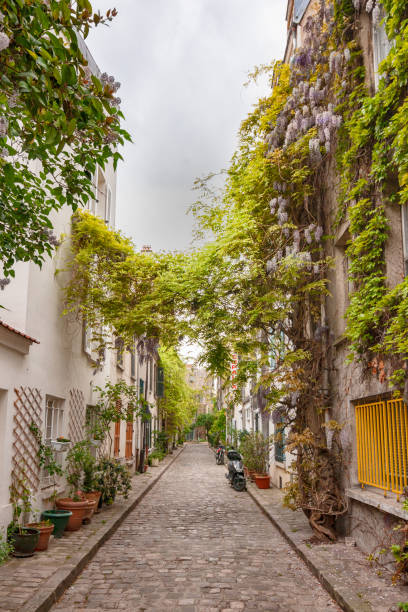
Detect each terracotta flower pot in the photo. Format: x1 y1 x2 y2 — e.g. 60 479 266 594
82 499 96 524
55 498 89 531
26 522 54 551
254 474 271 489
248 469 256 482
83 491 102 514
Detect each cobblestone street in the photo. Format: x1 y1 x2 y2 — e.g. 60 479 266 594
52 444 340 612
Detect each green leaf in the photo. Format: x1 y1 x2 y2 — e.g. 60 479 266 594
61 64 77 86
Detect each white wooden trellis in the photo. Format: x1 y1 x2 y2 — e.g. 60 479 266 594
69 388 85 445
11 387 43 498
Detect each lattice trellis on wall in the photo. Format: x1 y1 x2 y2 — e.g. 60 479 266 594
69 388 85 444
11 386 43 498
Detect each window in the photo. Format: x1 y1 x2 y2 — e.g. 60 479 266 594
43 397 64 485
45 397 64 443
116 337 124 369
83 322 92 357
149 358 153 392
139 378 144 398
355 398 408 498
274 424 285 463
156 367 164 398
372 9 391 91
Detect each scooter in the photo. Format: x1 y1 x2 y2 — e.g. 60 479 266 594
225 449 246 491
215 444 225 465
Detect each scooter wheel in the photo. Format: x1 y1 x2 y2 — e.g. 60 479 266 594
232 475 246 492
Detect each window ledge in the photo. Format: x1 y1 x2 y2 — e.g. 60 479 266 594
116 363 124 371
346 486 408 521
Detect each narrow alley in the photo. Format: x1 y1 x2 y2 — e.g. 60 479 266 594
52 444 340 612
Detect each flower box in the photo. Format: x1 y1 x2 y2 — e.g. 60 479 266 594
51 440 70 452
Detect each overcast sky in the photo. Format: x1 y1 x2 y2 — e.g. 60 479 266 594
87 1 287 253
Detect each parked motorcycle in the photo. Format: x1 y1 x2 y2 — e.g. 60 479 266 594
225 449 246 491
215 444 225 465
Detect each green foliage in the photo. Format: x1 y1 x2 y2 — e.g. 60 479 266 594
9 469 33 533
29 422 63 478
194 412 215 437
0 1 130 274
147 450 166 465
158 347 197 437
240 432 272 474
64 211 189 348
0 532 12 565
208 410 226 447
95 457 131 505
154 430 169 454
340 0 408 382
89 379 142 454
65 440 95 499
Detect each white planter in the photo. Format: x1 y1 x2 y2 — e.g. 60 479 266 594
151 458 159 467
51 440 70 452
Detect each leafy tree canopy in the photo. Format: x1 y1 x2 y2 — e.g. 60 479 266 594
0 0 130 277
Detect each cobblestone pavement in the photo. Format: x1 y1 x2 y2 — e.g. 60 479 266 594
52 444 341 612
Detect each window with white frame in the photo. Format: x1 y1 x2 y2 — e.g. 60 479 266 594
372 9 391 91
42 397 65 485
45 397 64 443
83 321 92 357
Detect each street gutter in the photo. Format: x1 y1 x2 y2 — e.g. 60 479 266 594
20 445 186 612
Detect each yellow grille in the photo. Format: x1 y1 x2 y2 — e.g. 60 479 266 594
356 399 408 497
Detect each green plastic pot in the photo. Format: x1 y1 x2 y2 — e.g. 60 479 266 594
10 527 40 557
41 509 72 538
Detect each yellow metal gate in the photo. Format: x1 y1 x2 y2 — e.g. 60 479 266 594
355 399 408 497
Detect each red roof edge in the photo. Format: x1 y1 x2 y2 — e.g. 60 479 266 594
0 321 40 344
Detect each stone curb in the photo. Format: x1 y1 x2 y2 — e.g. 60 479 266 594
246 482 372 612
20 445 186 612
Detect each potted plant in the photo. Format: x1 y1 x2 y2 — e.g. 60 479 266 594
56 441 91 531
8 473 39 557
29 422 72 537
240 432 272 489
81 452 102 513
147 450 165 467
26 518 54 551
95 457 131 506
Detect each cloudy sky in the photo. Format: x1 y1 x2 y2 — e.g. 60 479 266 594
88 1 287 253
